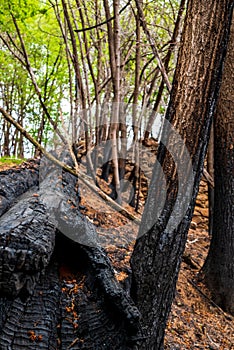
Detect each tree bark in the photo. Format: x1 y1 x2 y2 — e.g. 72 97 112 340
0 260 61 349
202 14 234 315
0 156 78 297
0 244 139 350
0 159 39 217
130 1 233 349
0 156 140 348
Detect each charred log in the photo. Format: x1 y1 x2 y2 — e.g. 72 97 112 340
56 234 136 349
83 246 140 332
0 247 138 350
0 259 61 350
0 159 39 217
0 155 141 348
0 194 56 297
0 154 81 297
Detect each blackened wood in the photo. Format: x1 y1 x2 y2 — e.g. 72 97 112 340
0 154 140 346
0 186 56 297
83 246 140 332
0 155 80 297
0 159 39 217
0 259 61 349
202 15 234 315
0 234 140 349
56 232 140 349
0 251 136 350
57 242 131 350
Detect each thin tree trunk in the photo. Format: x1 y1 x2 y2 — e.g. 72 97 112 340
61 0 95 178
144 0 186 142
103 0 116 90
10 12 67 146
108 0 122 203
119 106 127 182
132 9 141 141
134 0 172 92
3 120 11 157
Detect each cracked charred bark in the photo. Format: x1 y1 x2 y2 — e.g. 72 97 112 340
202 14 234 316
0 159 39 216
0 260 61 349
0 155 140 348
0 155 77 297
130 1 234 349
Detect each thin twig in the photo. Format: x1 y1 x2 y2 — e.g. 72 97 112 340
134 0 172 92
74 0 132 33
203 168 214 188
67 338 79 349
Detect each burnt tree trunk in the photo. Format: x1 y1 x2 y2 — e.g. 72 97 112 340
202 14 234 315
130 1 233 349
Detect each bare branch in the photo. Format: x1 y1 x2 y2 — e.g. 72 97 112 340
74 0 132 33
0 34 26 67
135 0 172 92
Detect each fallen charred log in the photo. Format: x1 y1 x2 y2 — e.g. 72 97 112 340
0 250 138 350
0 156 141 348
0 158 67 297
0 159 39 217
0 193 56 297
56 231 140 333
0 153 82 296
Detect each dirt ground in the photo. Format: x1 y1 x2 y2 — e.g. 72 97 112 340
79 175 234 350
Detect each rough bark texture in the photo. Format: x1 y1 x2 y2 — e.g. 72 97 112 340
144 0 186 142
202 15 234 315
0 241 139 349
56 234 140 348
130 1 233 349
0 193 56 297
0 159 39 216
0 156 140 348
0 260 61 349
0 154 79 297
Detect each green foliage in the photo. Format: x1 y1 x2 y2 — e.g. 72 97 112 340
0 0 69 152
0 156 25 164
0 0 182 155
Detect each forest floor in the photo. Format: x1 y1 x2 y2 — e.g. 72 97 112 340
78 170 234 350
0 156 25 170
1 158 234 349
